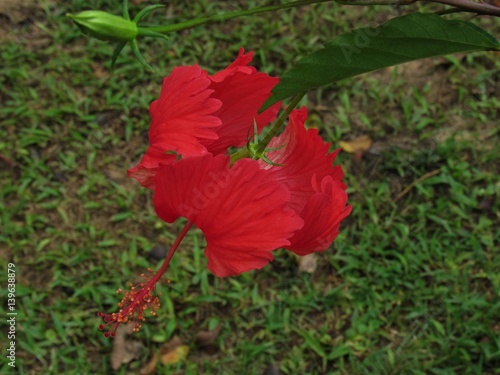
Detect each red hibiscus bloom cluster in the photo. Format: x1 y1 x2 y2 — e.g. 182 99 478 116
99 48 351 337
129 48 351 277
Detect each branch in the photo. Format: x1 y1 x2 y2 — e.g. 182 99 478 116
335 0 500 16
428 0 500 16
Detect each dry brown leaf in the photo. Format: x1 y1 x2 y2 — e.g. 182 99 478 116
110 324 144 371
339 135 372 154
160 336 182 352
140 336 189 373
298 253 318 274
160 345 189 365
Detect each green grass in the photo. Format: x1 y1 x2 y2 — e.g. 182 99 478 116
1 1 499 374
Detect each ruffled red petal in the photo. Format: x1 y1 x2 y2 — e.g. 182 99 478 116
201 48 281 155
148 65 222 157
286 176 352 255
210 48 256 83
260 107 345 213
153 154 304 277
127 146 177 190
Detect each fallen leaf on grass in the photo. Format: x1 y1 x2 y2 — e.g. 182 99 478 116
139 336 189 375
339 135 372 154
110 323 144 371
161 344 189 365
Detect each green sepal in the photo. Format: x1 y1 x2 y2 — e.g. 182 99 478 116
138 28 170 42
111 42 127 72
130 39 155 73
246 120 285 166
133 5 166 23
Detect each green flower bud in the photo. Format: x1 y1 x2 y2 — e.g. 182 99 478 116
67 10 138 43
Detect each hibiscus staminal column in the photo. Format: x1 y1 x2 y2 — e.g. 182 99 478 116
98 221 194 337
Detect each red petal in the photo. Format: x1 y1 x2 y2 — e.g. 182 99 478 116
260 107 345 213
210 48 255 83
148 65 222 157
201 49 280 155
127 146 177 190
286 176 352 255
153 154 303 277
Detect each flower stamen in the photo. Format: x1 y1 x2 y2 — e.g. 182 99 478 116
98 221 194 337
98 268 161 337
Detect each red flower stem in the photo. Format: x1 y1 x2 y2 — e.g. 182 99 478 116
230 91 306 164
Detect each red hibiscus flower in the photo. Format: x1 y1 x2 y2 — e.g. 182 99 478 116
100 49 351 336
151 106 351 276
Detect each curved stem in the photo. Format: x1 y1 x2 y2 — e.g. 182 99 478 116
143 0 332 34
335 0 500 16
335 0 415 4
426 0 500 16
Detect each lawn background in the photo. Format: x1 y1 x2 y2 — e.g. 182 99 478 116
0 0 499 374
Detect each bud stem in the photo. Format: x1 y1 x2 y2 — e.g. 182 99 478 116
143 0 332 34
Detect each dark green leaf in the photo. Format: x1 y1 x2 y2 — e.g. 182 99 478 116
262 13 499 110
